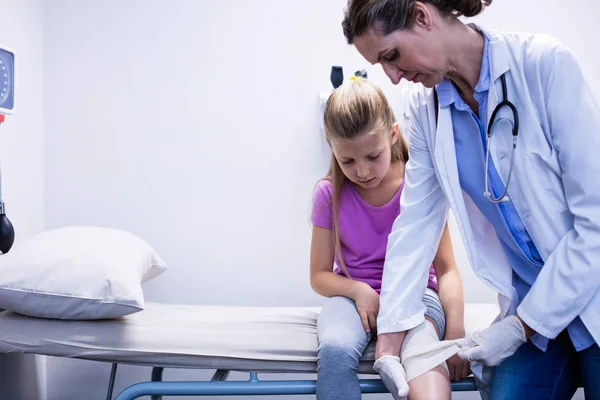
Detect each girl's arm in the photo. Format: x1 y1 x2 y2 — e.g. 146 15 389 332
310 225 378 333
432 223 464 338
432 222 469 380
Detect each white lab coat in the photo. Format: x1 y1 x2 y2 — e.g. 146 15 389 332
377 25 600 390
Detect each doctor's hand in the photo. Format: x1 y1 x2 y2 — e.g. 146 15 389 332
456 315 527 367
352 282 379 334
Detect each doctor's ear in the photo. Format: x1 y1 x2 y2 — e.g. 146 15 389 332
412 2 435 31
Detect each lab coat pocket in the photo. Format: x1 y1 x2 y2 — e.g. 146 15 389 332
527 151 568 213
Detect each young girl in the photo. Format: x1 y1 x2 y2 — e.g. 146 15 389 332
310 76 468 400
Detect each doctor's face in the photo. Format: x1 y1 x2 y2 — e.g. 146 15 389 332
353 26 446 88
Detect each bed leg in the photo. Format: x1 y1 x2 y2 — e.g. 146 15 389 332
150 367 164 400
210 369 230 381
105 363 118 400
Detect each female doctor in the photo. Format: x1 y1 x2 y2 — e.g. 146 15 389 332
341 0 600 399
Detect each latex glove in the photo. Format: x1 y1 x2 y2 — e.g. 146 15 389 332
456 315 527 366
373 355 409 400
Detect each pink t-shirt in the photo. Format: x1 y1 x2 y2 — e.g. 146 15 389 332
311 179 438 294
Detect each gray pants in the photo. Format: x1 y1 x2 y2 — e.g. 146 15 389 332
316 289 445 400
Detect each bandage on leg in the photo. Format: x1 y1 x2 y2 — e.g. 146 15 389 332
373 355 410 400
401 320 459 382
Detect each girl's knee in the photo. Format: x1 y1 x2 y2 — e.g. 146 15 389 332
401 319 439 356
319 296 355 315
318 338 363 362
401 320 450 383
325 295 354 306
317 296 370 368
317 348 361 375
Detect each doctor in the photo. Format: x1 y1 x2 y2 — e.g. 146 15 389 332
341 0 600 398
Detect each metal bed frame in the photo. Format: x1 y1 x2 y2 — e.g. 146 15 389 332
104 364 479 400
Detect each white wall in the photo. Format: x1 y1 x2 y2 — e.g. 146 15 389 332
0 0 46 399
42 0 410 309
470 0 600 96
41 0 598 399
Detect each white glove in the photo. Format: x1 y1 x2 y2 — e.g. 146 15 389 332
373 355 409 400
456 315 527 366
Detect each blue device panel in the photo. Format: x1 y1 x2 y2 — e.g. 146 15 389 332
0 46 15 114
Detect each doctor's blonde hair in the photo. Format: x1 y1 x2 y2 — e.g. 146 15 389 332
320 76 408 278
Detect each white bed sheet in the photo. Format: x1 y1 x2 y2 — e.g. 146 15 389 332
0 302 499 373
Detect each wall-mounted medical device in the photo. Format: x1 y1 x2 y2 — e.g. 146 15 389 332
0 43 16 254
319 66 370 136
0 45 16 116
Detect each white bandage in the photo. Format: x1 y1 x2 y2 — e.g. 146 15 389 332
401 320 458 382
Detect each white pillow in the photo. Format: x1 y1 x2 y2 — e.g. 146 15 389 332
0 226 167 320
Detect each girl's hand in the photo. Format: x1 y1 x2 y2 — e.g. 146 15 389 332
353 283 380 334
445 327 470 381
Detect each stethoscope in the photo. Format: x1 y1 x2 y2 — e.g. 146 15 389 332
483 74 519 203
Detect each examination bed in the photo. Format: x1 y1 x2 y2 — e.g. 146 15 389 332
0 301 499 399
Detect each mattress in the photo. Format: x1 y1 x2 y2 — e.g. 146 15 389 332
0 302 499 373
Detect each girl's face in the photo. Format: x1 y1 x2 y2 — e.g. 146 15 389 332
330 125 399 190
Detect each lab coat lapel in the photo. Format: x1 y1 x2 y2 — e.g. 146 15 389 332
485 28 511 130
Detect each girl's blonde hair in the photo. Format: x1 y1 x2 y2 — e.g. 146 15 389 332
321 76 409 278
